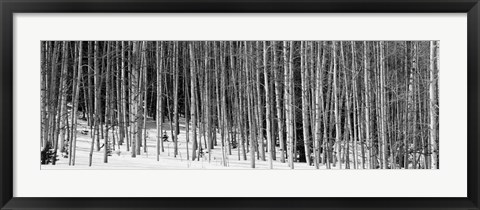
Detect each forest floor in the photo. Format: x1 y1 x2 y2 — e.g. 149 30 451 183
41 117 329 169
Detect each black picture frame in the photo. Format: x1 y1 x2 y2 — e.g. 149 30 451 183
1 0 479 209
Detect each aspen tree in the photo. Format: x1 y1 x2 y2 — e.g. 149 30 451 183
273 41 286 163
379 41 387 169
430 41 438 169
300 41 312 166
121 41 130 152
333 41 342 169
104 41 111 163
173 41 180 157
245 42 256 168
255 41 265 161
70 41 83 165
56 41 68 165
155 42 163 159
263 41 273 169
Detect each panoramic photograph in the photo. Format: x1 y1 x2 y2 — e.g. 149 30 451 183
40 41 439 169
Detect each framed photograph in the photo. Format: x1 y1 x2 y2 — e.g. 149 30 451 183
1 0 479 209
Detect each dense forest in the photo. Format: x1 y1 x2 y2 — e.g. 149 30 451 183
40 41 439 169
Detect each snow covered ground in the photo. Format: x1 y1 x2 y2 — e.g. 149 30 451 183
42 118 321 170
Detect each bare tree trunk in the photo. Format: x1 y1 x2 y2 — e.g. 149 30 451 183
173 41 179 157
55 41 68 165
41 42 47 148
189 42 198 161
430 41 438 169
41 42 50 150
131 41 139 158
410 42 417 169
95 41 102 152
203 42 212 162
332 41 342 169
70 41 83 165
128 42 134 153
314 41 326 169
104 42 111 163
195 45 203 160
136 41 146 156
254 41 265 162
88 41 97 166
219 42 229 166
351 42 360 169
235 42 248 161
184 48 190 161
213 42 225 165
339 42 350 169
345 42 357 169
121 41 130 152
300 41 312 166
47 42 59 156
325 53 335 168
87 42 94 133
364 42 373 169
379 41 387 169
263 41 273 169
245 41 256 168
100 45 107 142
156 41 163 161
272 41 285 163
283 41 292 168
286 41 294 169
115 41 124 147
143 43 148 154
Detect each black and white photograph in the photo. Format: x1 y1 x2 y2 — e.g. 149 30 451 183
40 41 439 170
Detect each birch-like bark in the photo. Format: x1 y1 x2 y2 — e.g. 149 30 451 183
332 41 342 169
300 41 312 166
430 41 438 169
263 41 273 169
70 41 83 165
